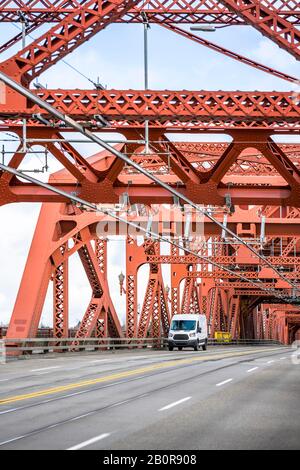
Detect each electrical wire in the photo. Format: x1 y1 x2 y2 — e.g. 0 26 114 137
0 161 294 303
10 22 104 89
1 69 299 297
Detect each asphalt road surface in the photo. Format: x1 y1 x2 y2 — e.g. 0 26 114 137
0 345 299 450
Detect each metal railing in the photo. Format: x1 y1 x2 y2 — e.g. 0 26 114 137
0 337 283 361
1 337 166 360
209 338 282 346
0 339 6 364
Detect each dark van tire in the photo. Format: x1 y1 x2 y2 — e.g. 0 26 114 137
168 346 173 351
178 347 183 351
194 342 199 351
202 340 208 351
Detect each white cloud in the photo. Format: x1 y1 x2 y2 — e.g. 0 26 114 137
0 292 5 305
0 203 41 325
252 39 297 70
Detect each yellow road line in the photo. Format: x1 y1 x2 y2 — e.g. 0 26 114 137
0 347 282 406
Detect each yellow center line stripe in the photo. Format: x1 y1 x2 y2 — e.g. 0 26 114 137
0 347 282 406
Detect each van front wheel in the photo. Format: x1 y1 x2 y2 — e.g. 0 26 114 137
194 342 199 351
202 340 207 351
168 346 173 351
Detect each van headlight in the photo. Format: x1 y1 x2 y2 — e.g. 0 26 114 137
169 333 173 338
189 332 196 337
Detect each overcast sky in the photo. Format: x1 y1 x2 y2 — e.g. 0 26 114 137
0 20 299 328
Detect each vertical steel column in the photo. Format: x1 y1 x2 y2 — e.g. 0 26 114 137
126 236 138 337
53 242 69 338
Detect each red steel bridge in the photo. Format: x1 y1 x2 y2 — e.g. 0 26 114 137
0 0 299 347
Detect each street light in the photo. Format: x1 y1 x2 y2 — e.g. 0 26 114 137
118 271 125 296
190 25 216 32
165 285 171 302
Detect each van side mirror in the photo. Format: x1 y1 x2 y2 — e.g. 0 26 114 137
197 327 202 333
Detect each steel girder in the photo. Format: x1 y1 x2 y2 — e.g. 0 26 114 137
0 0 139 85
6 202 123 341
0 1 299 23
1 0 299 70
1 89 299 131
263 305 300 343
161 24 298 83
0 0 299 24
221 0 300 60
53 243 69 338
0 1 298 130
0 1 299 345
5 195 300 342
181 274 201 315
127 238 170 338
2 135 300 207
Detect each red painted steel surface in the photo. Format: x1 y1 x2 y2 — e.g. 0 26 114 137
5 149 300 344
0 1 299 345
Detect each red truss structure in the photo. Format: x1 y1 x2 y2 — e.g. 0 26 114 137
2 136 300 207
0 1 299 25
0 0 299 347
5 148 300 345
1 90 299 130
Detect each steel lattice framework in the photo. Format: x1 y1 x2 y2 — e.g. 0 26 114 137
0 0 299 347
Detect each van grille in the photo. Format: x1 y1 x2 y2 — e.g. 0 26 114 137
173 334 189 341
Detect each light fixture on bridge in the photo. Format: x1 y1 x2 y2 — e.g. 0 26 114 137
33 80 46 90
260 215 266 247
32 113 52 126
94 114 110 128
173 195 185 213
225 193 235 214
190 25 216 32
17 10 29 27
93 77 105 90
118 272 126 296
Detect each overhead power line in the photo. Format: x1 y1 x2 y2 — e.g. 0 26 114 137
0 161 293 303
0 69 298 298
11 22 105 89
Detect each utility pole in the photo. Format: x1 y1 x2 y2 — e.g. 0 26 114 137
18 10 29 153
142 12 150 154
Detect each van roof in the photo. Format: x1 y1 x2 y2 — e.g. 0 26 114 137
171 314 205 320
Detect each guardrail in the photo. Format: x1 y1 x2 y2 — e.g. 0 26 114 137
0 337 282 361
0 339 6 364
209 339 282 346
1 337 166 360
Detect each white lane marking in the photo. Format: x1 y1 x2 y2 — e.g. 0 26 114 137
0 435 27 446
159 396 191 411
0 379 9 382
280 357 287 360
129 356 150 360
109 399 132 408
31 366 61 372
0 378 143 416
247 367 258 373
267 360 275 364
0 408 18 415
36 371 56 375
69 413 91 422
67 433 111 450
89 359 108 364
216 378 233 387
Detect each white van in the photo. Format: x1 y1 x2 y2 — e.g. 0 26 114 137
168 314 208 351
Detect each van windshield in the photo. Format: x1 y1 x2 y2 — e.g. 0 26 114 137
171 320 196 331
